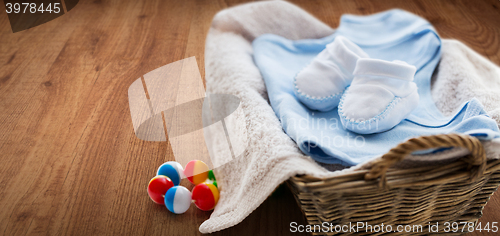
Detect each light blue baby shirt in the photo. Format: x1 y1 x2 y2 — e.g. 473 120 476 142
252 9 500 166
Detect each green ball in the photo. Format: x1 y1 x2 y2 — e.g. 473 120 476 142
208 169 216 181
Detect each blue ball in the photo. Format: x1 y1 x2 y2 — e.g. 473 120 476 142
157 161 184 186
164 186 192 214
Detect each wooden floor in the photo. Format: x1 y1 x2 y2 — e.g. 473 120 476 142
1 0 499 235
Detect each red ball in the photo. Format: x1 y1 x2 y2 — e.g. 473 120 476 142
147 175 174 205
192 182 219 211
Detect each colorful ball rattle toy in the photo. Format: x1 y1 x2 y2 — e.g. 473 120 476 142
192 182 219 211
147 175 174 205
148 160 220 213
184 160 209 185
164 186 192 214
157 161 184 186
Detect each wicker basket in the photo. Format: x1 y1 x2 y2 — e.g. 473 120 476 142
287 133 500 235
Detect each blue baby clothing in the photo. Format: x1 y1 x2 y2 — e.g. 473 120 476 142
252 9 500 166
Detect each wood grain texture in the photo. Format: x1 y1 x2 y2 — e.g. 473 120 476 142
0 0 498 235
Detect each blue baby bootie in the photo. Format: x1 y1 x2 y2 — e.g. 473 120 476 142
294 36 369 112
339 58 418 134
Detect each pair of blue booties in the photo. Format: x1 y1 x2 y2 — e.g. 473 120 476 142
294 36 418 134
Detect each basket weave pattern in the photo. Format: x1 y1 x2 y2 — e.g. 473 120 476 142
288 134 500 235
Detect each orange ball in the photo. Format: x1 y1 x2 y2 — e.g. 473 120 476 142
184 160 209 185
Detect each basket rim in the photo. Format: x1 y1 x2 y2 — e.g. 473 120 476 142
289 133 492 190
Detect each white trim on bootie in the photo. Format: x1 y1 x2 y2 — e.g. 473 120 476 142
294 36 369 111
338 58 418 134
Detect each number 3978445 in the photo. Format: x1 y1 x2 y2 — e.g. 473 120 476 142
5 2 61 14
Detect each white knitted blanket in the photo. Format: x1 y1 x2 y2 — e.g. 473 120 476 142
200 1 500 233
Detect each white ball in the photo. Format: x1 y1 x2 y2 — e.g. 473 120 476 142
156 161 185 186
164 186 191 214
